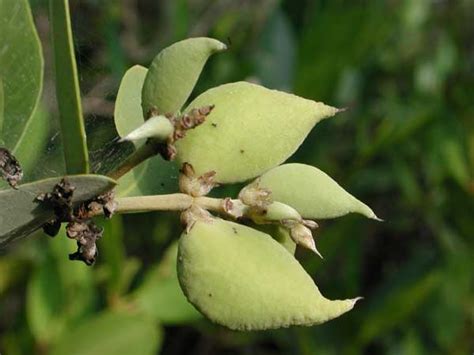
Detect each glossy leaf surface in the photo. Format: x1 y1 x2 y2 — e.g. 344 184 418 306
178 218 358 330
176 82 339 183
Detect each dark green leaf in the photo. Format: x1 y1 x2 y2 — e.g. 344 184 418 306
0 0 43 150
131 243 201 324
49 0 89 174
0 175 116 246
116 156 178 197
27 250 66 344
49 310 161 355
0 77 4 138
11 104 50 180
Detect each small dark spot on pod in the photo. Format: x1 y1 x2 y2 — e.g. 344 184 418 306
240 149 245 154
211 123 217 127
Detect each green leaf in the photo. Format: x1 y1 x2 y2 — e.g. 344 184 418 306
114 65 148 142
116 156 178 197
12 104 50 180
256 163 379 220
178 218 359 330
356 271 441 347
0 103 51 190
27 251 66 344
175 82 339 183
0 77 4 137
132 242 201 324
254 9 296 91
49 0 89 174
0 175 116 246
141 37 227 116
49 310 161 355
0 0 43 149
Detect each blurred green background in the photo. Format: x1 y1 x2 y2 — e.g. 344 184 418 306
1 0 473 354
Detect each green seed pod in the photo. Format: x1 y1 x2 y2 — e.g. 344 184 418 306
114 65 148 142
252 223 297 255
176 82 340 183
177 218 360 330
258 163 380 220
142 37 227 116
249 201 302 224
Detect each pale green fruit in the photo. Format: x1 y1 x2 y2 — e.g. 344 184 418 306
177 218 359 330
175 82 339 183
142 37 227 116
249 201 302 224
252 223 297 255
114 65 148 141
258 163 379 220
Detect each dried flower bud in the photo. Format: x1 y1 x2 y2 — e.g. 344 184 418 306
179 162 217 197
66 220 103 266
302 219 319 230
238 181 272 210
0 147 23 188
288 223 323 259
181 204 213 233
173 105 214 142
222 198 248 219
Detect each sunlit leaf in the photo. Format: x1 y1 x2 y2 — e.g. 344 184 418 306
114 65 148 143
142 37 226 116
176 82 339 183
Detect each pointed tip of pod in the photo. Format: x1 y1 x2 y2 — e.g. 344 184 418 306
368 212 384 222
216 41 228 52
311 245 324 259
342 296 363 312
120 115 174 142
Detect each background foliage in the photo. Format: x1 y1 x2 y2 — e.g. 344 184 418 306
1 0 473 354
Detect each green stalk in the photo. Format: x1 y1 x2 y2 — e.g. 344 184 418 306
49 0 89 174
